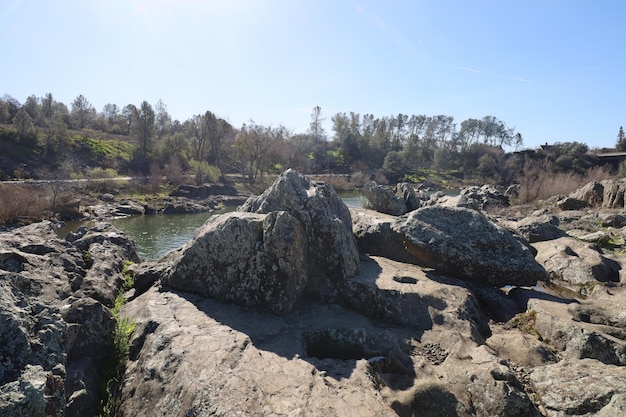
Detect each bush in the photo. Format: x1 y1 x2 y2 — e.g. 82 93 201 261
189 160 221 185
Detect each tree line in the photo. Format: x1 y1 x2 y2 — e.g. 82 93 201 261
0 92 609 187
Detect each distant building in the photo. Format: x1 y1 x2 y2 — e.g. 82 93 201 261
595 152 626 170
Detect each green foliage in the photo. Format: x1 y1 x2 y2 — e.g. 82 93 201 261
76 136 134 161
189 160 221 184
617 126 626 151
97 263 136 417
505 310 542 339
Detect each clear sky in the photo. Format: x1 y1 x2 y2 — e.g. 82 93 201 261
2 0 625 149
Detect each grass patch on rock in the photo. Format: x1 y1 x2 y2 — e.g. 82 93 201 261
97 262 136 417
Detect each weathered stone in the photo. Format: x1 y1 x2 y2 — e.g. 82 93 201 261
513 214 567 243
162 211 308 314
602 179 626 209
239 169 360 297
457 184 510 211
396 182 423 211
362 181 408 215
350 207 415 264
530 359 626 417
118 288 398 417
115 200 145 216
533 237 621 290
393 206 548 286
161 199 208 214
571 181 604 208
601 213 626 228
0 221 138 416
556 196 588 211
169 183 239 199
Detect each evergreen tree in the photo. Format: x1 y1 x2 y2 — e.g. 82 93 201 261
617 126 626 151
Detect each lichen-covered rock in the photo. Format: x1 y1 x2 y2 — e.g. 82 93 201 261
0 221 138 417
350 207 416 264
602 179 626 209
362 181 408 215
529 359 626 417
393 206 548 286
239 169 360 297
118 288 399 417
457 184 510 211
533 237 621 291
161 211 307 314
513 214 567 243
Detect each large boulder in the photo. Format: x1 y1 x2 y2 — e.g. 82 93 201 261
239 169 360 298
161 211 307 314
571 181 604 207
362 181 408 215
511 214 567 243
456 185 510 211
393 206 548 286
157 170 359 314
169 183 239 199
350 207 415 264
602 179 626 209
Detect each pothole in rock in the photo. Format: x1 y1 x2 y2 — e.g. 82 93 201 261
304 328 373 360
393 275 418 284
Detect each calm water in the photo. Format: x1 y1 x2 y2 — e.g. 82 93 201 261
59 194 364 261
111 209 233 260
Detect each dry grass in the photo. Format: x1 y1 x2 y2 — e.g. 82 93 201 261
0 183 52 225
516 159 614 204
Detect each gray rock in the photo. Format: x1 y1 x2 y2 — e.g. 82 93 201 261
239 169 360 298
457 184 510 211
362 181 408 215
533 237 621 290
0 221 138 416
118 288 399 417
602 179 626 209
115 200 145 216
162 211 308 314
169 183 239 199
350 207 415 264
571 181 604 208
556 197 588 211
601 213 626 228
161 199 207 214
396 182 423 211
529 359 626 417
393 206 548 286
514 214 567 243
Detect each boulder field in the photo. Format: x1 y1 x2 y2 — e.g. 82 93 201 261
3 170 626 416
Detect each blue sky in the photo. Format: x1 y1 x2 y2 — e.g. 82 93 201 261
2 0 625 149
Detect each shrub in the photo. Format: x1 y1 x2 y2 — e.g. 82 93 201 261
189 160 221 185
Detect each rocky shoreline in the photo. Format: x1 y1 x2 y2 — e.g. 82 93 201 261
2 170 626 416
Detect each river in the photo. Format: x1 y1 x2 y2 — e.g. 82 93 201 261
58 192 364 261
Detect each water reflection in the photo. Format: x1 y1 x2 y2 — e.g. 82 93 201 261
56 195 364 262
112 208 233 260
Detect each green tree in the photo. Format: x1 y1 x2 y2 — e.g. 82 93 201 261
617 126 626 151
13 108 35 136
309 106 326 142
0 100 9 123
132 101 155 156
71 94 95 129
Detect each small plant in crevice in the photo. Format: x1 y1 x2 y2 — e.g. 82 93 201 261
504 309 542 340
97 263 137 417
